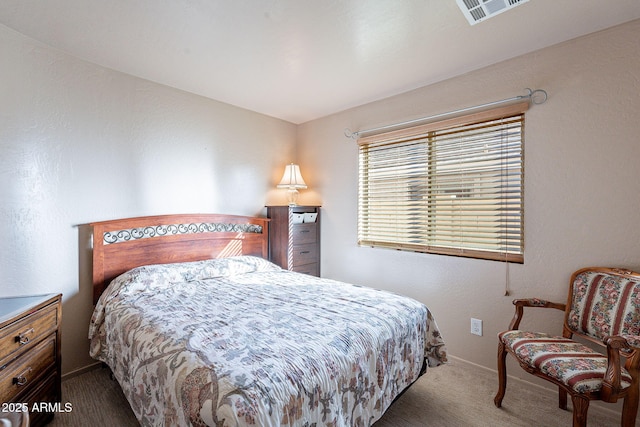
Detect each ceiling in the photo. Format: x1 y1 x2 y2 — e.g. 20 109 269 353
1 1 640 124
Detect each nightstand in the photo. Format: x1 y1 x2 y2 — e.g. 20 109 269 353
267 206 320 276
0 294 62 426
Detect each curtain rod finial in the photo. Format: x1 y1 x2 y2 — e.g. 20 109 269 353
525 88 548 105
344 128 358 139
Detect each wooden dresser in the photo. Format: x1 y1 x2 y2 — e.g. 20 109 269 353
0 294 62 426
267 206 320 276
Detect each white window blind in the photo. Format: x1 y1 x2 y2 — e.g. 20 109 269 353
358 101 527 263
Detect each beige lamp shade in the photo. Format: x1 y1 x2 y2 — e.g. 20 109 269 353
277 163 307 206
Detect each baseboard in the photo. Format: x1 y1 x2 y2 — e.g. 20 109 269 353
62 361 103 381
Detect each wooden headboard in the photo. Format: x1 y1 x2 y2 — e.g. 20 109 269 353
91 213 269 304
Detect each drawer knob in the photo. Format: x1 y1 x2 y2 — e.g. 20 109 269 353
15 328 35 345
300 230 310 233
300 251 310 254
13 367 32 386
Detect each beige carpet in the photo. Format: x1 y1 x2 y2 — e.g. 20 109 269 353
51 360 629 426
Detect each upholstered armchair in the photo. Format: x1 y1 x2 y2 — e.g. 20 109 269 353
494 267 640 427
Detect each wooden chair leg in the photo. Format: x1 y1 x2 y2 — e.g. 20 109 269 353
621 387 639 427
571 395 589 427
494 341 507 408
559 387 567 410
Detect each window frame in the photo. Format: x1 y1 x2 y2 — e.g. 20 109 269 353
357 101 528 263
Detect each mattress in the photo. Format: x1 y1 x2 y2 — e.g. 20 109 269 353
89 256 447 426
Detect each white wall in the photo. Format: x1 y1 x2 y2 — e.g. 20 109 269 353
0 24 297 374
3 17 640 382
297 19 640 376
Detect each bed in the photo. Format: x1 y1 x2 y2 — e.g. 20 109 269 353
88 213 447 426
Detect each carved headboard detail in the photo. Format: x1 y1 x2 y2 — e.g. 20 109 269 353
91 213 269 304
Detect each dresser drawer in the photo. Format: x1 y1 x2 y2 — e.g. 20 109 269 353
0 336 56 403
292 263 319 276
291 243 318 266
0 304 58 366
20 372 57 426
291 223 317 245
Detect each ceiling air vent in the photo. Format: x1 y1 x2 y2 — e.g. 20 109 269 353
456 0 530 25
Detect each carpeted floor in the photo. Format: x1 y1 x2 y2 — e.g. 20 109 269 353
50 359 628 426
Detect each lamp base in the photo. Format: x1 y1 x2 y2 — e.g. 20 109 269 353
286 188 300 206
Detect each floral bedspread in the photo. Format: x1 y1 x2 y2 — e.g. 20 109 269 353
89 256 447 426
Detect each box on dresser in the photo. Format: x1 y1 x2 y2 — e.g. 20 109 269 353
0 294 62 427
266 206 321 277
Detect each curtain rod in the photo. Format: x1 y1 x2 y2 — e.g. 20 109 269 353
344 88 547 139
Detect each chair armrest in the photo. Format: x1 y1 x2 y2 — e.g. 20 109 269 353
507 298 566 330
619 334 640 349
601 335 640 402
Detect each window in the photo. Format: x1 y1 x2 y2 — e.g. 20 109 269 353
357 101 527 263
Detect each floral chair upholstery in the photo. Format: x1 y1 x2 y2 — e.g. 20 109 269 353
494 267 640 427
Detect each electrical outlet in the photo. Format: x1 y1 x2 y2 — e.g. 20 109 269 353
471 318 483 336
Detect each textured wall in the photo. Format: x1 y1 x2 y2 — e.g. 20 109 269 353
0 24 297 374
2 17 639 382
297 19 640 377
